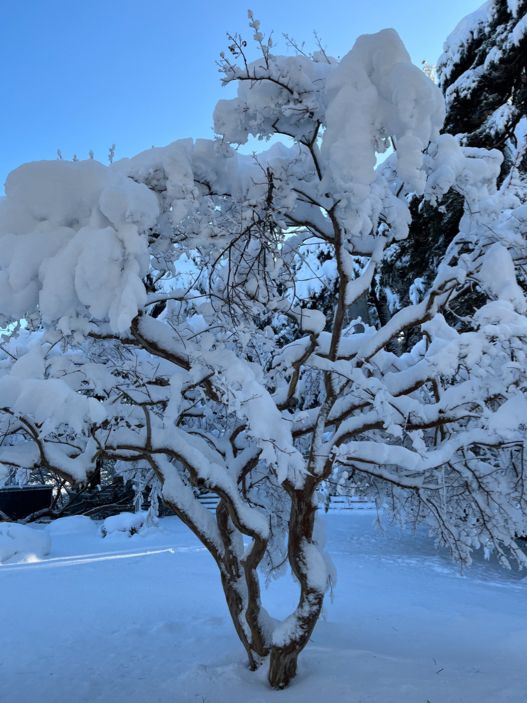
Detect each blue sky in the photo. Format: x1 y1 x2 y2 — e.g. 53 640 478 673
0 0 483 188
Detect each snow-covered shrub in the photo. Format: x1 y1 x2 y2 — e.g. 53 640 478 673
0 522 51 564
0 16 526 689
100 511 152 538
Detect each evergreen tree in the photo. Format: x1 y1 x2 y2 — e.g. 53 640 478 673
377 0 527 340
439 0 527 179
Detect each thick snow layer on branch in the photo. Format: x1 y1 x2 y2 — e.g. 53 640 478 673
0 376 105 434
0 445 40 473
478 243 527 312
322 28 444 212
201 349 304 484
214 55 332 145
0 160 158 332
156 426 271 539
488 396 527 437
301 539 330 593
425 137 503 205
298 308 326 333
438 2 492 83
159 460 224 555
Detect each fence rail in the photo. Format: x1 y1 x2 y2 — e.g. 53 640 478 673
196 492 372 513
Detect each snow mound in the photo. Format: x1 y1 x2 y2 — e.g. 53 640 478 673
46 515 98 536
101 511 151 538
0 522 51 564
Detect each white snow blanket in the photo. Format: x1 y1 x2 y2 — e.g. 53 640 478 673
0 512 525 702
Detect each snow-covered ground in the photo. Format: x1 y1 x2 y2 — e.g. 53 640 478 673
1 511 526 703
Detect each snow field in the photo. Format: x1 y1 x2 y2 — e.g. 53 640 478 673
0 511 525 703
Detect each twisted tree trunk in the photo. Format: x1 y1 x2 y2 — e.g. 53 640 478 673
268 480 325 689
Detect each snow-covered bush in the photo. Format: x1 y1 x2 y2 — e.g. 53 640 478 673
0 18 526 689
0 522 51 563
100 511 152 538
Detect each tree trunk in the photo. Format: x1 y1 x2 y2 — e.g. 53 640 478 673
268 646 300 689
220 574 261 670
216 498 270 670
266 481 326 688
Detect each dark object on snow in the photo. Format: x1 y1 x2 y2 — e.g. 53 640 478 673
0 486 53 520
60 476 136 520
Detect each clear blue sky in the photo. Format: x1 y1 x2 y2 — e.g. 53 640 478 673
0 0 483 188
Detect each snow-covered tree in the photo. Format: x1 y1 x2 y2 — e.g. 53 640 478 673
439 0 527 181
379 0 527 328
1 22 527 689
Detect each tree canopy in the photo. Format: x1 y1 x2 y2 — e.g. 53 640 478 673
0 14 526 689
